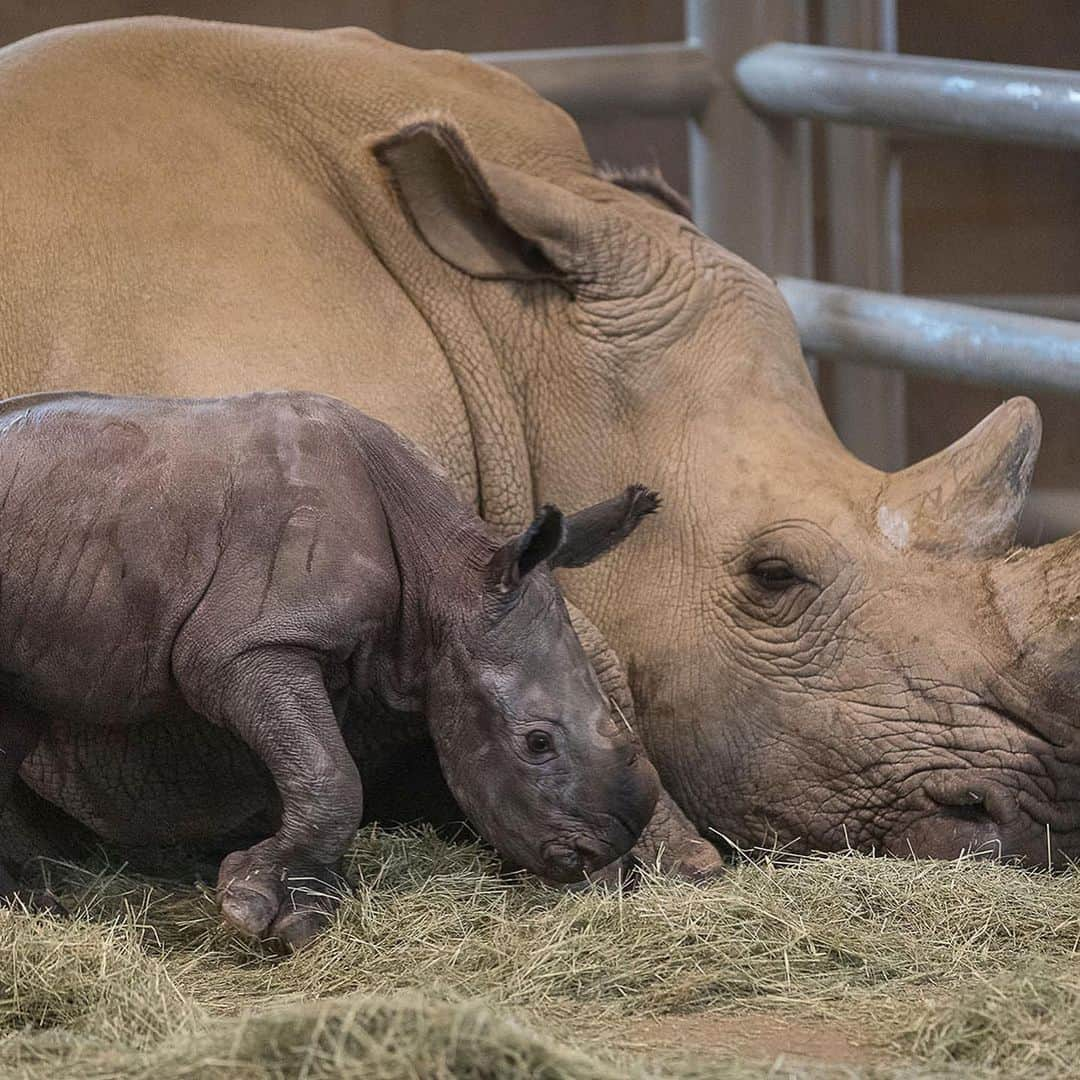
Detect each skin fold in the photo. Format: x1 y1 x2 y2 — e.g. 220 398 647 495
3 18 1080 867
0 390 659 948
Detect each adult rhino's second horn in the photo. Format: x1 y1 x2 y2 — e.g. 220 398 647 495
992 530 1080 722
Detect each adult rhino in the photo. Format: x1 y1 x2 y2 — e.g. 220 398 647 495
2 17 1078 870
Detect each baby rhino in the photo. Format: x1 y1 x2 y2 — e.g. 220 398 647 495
0 391 660 948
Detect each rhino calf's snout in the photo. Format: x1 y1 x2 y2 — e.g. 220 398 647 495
547 744 660 880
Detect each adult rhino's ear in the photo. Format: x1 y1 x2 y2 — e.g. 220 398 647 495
550 485 660 569
372 118 580 284
490 505 566 592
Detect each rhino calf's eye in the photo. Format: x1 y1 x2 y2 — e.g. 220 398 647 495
525 730 554 756
751 559 802 591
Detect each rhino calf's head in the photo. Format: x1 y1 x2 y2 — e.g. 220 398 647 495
425 486 661 882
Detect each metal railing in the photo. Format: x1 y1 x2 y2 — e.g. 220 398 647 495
778 280 1080 396
735 44 1080 150
477 42 711 119
477 5 1080 397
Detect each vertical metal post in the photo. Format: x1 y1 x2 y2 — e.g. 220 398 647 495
820 0 907 470
686 1 814 281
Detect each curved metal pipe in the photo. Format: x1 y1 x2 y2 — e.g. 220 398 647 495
737 43 1080 149
477 42 713 119
778 278 1080 396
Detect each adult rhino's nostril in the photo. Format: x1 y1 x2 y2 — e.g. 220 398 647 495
944 800 993 826
925 777 1017 829
924 777 1006 816
901 779 1012 861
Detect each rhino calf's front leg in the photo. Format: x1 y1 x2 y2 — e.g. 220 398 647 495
190 648 364 951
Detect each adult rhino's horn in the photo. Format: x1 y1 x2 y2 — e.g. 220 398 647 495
876 397 1042 557
988 530 1080 737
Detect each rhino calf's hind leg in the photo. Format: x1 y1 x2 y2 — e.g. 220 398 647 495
185 649 364 950
0 704 64 913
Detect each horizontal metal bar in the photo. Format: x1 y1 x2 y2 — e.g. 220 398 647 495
476 42 712 119
777 279 1080 396
931 294 1080 322
736 44 1080 149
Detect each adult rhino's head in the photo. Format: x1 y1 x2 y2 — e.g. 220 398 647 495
425 487 661 883
373 114 1080 866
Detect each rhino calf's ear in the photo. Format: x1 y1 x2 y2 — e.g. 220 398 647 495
490 505 566 592
550 485 660 569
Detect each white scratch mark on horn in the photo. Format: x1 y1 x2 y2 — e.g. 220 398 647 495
877 505 910 550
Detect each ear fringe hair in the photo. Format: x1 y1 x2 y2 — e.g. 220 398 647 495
624 483 662 520
597 164 693 220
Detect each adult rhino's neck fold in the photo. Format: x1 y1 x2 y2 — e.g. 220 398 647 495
347 206 541 532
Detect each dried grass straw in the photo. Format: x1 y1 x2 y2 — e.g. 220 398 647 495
0 827 1078 1077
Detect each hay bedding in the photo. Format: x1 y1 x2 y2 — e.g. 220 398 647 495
1 829 1078 1078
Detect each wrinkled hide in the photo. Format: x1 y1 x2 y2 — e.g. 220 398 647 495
2 19 1080 865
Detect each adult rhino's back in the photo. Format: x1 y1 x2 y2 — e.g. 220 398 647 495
0 17 577 492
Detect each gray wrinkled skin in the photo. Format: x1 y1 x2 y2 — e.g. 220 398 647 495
0 390 659 948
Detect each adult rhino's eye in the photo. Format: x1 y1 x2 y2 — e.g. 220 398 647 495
525 730 554 756
751 558 802 591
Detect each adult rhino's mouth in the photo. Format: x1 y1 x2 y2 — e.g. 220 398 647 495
895 697 1080 864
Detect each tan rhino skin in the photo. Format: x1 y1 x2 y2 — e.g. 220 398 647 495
2 17 1078 867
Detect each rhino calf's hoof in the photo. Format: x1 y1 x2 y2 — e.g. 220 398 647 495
0 858 68 918
217 849 347 950
267 876 347 953
583 839 724 890
25 889 68 917
218 850 283 940
658 839 725 882
578 855 635 892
